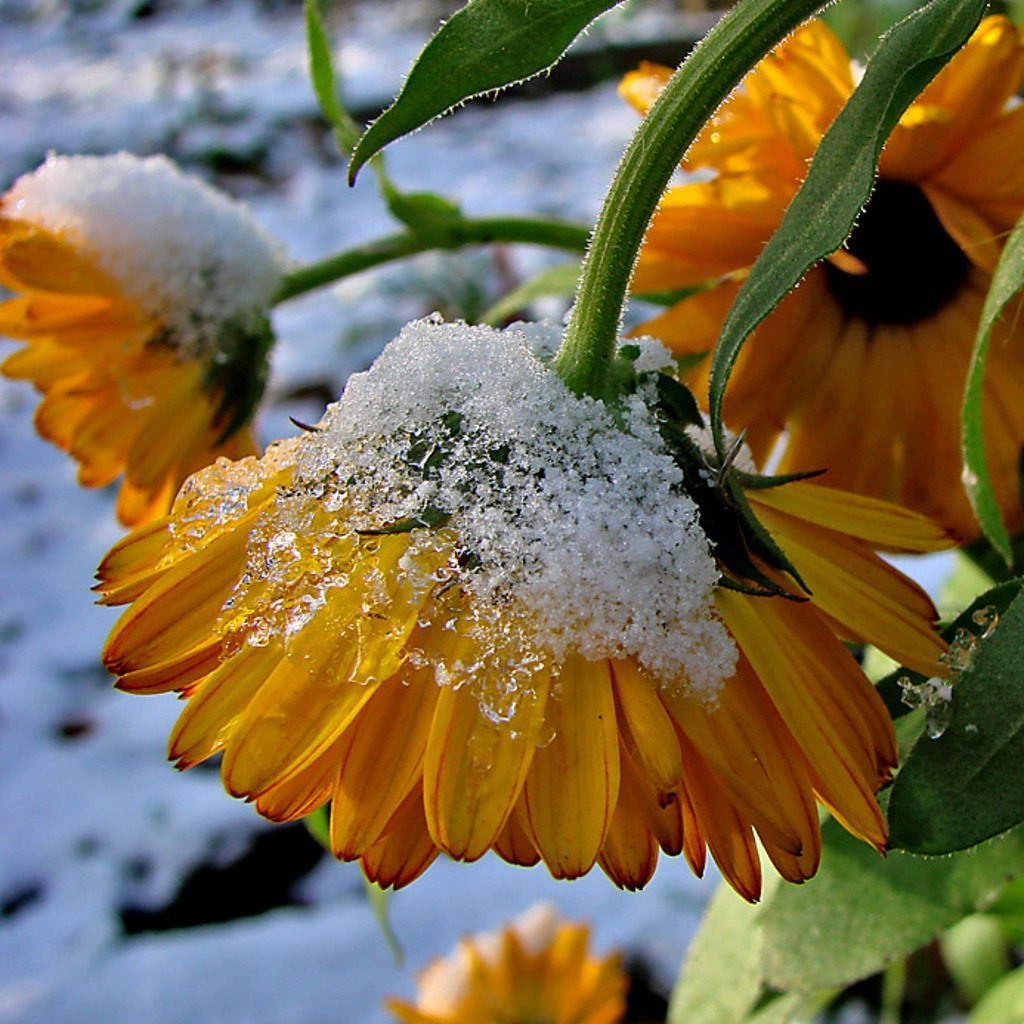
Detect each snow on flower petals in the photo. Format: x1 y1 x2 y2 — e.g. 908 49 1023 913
5 152 285 355
234 318 735 704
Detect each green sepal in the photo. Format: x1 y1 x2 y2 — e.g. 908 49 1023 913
357 506 452 536
205 313 275 443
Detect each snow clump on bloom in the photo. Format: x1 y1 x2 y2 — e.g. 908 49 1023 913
290 317 735 701
4 152 286 354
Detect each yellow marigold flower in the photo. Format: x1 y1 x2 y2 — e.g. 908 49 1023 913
96 319 951 900
0 153 286 526
622 16 1024 540
386 904 627 1024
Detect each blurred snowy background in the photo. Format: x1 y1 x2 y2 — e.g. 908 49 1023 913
0 0 740 1019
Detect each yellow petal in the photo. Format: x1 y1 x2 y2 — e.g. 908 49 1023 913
609 658 683 792
360 789 440 891
678 730 762 902
423 660 548 861
597 750 659 891
523 655 620 879
220 646 382 799
115 638 223 695
167 643 280 768
330 666 439 858
103 526 245 673
748 481 953 552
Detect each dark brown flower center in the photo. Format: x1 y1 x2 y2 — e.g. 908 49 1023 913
823 180 971 325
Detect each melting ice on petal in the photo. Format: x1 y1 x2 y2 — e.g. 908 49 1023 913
234 317 737 708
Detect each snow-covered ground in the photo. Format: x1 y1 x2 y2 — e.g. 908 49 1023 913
0 2 715 1019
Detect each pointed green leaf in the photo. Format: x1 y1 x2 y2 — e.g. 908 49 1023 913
348 0 621 182
962 212 1024 566
364 876 405 965
888 586 1024 854
482 262 580 325
304 0 360 153
761 818 1024 992
668 879 778 1024
707 0 986 451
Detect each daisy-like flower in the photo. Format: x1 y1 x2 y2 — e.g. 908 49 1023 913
0 153 286 526
386 904 627 1024
622 16 1024 540
96 318 950 900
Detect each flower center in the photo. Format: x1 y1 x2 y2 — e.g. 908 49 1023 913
823 180 971 325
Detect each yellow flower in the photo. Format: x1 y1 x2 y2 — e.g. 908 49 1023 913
0 153 285 526
622 16 1024 541
386 904 627 1024
96 319 950 900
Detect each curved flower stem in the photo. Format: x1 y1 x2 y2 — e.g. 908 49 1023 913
274 216 590 305
553 0 826 400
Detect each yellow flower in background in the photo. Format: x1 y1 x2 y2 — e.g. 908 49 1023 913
96 319 950 900
0 153 286 526
622 16 1024 541
386 904 627 1024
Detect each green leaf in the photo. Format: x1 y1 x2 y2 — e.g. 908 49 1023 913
962 212 1024 566
304 0 360 154
888 586 1024 854
706 0 987 450
383 188 464 246
761 817 1024 992
481 262 580 325
969 964 1024 1024
668 878 779 1024
348 0 621 182
364 876 405 966
745 992 832 1024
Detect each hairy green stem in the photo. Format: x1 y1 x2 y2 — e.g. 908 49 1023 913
274 216 590 305
553 0 827 399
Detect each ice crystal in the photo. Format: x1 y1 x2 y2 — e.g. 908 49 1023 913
899 605 998 739
257 318 736 702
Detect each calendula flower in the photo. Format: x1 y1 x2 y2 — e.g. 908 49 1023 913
96 318 950 900
386 904 627 1024
0 153 286 526
622 16 1024 540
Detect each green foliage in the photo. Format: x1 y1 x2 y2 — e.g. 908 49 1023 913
667 880 780 1024
968 964 1024 1024
706 0 987 452
962 212 1024 566
761 820 1024 992
481 262 580 325
348 0 622 182
889 587 1024 854
304 0 360 154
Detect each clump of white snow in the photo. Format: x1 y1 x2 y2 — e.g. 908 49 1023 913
4 152 287 355
281 317 735 701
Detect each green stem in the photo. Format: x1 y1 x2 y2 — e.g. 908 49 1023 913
553 0 827 399
274 216 589 305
